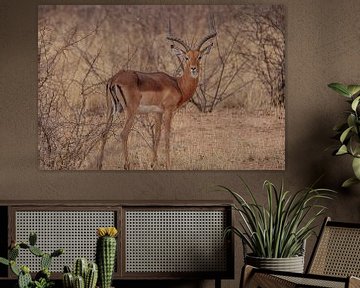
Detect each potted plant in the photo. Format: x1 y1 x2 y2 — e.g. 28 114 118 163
221 179 334 273
328 82 360 187
0 232 63 288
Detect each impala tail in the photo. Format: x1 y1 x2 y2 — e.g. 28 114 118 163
107 82 125 114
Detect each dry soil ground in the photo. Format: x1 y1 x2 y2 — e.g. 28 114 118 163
95 107 285 170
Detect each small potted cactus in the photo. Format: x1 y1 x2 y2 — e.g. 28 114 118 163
96 227 118 288
0 232 64 288
62 258 98 288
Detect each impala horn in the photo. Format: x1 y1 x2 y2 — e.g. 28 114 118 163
166 19 191 52
196 14 217 50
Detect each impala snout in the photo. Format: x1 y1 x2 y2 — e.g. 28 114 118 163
190 66 199 78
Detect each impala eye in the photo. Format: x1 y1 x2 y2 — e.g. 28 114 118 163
185 56 189 61
198 55 202 60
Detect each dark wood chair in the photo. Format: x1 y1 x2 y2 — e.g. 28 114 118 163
241 217 360 288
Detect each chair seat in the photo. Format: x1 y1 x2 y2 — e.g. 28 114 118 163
243 266 360 288
277 274 346 288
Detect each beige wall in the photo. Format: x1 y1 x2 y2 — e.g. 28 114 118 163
1 0 360 287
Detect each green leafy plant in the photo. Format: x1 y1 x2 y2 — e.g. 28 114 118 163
221 179 334 258
329 82 360 187
0 232 63 288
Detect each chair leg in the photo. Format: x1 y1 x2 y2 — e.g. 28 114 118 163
240 265 255 288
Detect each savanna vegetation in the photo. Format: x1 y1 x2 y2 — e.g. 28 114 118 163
38 5 285 170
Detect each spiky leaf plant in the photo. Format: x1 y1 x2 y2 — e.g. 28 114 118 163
329 82 360 187
222 179 335 258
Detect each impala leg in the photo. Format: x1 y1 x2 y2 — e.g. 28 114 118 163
120 113 135 170
151 113 163 169
163 110 173 169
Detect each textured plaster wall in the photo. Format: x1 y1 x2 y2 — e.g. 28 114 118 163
0 0 360 287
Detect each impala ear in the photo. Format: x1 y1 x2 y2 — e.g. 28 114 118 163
200 42 213 56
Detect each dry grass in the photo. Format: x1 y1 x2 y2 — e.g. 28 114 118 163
87 106 285 170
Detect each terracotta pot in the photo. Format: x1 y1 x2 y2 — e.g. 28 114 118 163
245 254 305 273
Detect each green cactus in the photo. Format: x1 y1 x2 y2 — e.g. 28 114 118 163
63 259 98 288
18 270 32 288
74 275 85 288
29 232 37 246
19 243 30 249
63 265 72 273
0 232 63 288
29 245 44 257
9 246 19 260
96 235 117 288
41 253 52 270
10 260 21 276
74 258 88 279
63 272 74 288
51 248 63 258
85 263 98 288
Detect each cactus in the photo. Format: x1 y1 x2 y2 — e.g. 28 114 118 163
96 227 118 288
9 246 19 260
18 270 32 288
85 262 98 288
41 253 52 270
63 272 74 288
10 260 20 276
74 275 85 288
74 258 88 279
63 259 98 288
29 245 44 257
0 232 63 288
29 232 37 246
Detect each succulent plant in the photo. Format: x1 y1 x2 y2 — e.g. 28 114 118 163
0 232 63 288
62 259 98 288
96 227 118 288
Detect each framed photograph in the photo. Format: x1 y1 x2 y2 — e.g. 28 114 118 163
38 5 285 170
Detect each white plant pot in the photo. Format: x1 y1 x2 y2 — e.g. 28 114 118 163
245 254 305 273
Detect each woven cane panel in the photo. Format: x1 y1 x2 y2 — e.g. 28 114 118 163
125 210 227 273
277 275 345 288
15 211 115 272
310 226 360 277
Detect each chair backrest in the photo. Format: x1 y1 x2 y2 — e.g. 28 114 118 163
307 217 360 277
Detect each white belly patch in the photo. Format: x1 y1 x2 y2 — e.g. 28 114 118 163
137 105 164 113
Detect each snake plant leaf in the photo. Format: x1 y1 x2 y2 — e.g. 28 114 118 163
342 177 360 188
328 83 351 97
340 126 353 143
351 96 360 111
336 144 348 155
347 85 360 97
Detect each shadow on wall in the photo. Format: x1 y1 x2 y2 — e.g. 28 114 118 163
288 102 360 217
